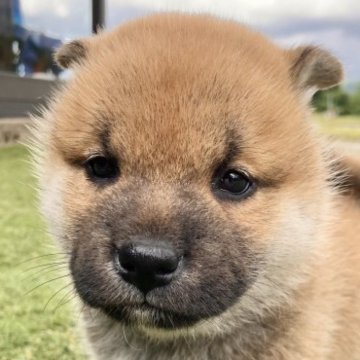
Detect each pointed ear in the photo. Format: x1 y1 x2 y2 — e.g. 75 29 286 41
287 46 343 100
55 40 88 69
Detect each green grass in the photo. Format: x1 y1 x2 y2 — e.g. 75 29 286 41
314 114 360 141
0 146 85 360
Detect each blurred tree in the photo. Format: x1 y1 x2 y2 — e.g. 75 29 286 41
312 86 351 115
349 86 360 115
312 89 328 113
333 89 351 115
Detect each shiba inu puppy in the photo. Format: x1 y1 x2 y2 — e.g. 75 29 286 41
32 13 360 360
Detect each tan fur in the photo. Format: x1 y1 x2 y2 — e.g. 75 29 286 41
32 13 360 360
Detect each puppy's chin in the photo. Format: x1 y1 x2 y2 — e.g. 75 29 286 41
101 303 200 330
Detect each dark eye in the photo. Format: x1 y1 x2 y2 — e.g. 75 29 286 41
213 169 253 199
85 156 119 181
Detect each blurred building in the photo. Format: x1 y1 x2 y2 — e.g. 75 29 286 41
0 0 62 76
0 0 21 34
0 0 19 71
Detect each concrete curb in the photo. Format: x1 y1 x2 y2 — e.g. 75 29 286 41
0 117 32 146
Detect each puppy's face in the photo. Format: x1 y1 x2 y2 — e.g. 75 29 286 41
37 15 342 332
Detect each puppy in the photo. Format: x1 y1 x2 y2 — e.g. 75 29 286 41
32 13 360 360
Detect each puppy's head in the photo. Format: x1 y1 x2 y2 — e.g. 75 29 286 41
35 14 342 333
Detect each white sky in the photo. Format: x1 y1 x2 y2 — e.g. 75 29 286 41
22 0 360 23
21 0 360 81
110 0 360 23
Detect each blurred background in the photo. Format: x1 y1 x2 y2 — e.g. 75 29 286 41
0 1 359 359
1 0 360 139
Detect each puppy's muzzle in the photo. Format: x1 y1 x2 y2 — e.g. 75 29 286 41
116 241 182 294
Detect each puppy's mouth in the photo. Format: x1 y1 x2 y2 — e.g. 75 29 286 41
102 301 200 329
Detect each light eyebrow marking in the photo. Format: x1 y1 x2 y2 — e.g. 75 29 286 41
213 126 242 173
99 128 112 155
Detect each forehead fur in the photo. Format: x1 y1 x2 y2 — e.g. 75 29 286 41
50 13 317 181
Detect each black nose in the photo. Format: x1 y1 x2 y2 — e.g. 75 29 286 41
117 242 181 294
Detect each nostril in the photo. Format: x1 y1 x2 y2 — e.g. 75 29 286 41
155 256 181 276
156 265 175 276
156 267 173 275
117 245 137 274
119 260 136 273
